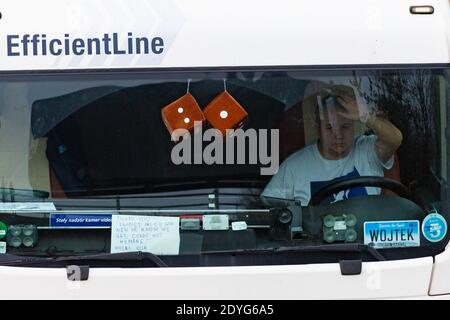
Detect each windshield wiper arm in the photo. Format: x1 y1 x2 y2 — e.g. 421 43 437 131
275 243 386 261
55 251 168 267
199 243 386 261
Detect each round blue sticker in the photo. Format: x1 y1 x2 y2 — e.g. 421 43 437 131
422 213 447 243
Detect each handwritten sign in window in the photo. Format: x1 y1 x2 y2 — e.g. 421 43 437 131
111 215 180 255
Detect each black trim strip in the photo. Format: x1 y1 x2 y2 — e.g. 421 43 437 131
0 63 448 78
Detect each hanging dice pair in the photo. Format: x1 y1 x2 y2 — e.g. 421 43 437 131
161 83 248 139
161 92 205 140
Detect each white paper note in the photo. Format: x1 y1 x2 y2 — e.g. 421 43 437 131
111 215 180 255
231 221 247 231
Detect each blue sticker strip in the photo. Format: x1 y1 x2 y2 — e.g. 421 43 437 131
50 213 112 228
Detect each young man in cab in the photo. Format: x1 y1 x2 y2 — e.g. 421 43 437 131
261 84 403 206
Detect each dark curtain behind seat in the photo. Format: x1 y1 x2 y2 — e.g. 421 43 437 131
32 81 285 196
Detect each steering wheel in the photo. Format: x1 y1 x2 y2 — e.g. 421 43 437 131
308 176 426 209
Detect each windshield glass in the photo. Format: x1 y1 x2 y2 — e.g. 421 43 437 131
0 67 448 266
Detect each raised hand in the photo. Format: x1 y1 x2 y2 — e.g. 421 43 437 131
336 95 370 123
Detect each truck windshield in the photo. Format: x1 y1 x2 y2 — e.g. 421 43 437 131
0 66 448 267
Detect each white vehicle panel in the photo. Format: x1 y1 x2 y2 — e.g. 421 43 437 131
0 0 448 71
429 244 450 296
0 257 432 299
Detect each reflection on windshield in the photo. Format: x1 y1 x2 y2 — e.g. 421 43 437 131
0 68 447 265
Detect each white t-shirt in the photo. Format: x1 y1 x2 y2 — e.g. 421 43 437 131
261 135 394 206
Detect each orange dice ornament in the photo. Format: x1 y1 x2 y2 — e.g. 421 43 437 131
161 93 205 140
203 91 248 135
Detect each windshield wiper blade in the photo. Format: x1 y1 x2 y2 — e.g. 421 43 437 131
54 251 168 267
199 243 386 261
0 254 45 265
275 243 386 261
0 251 168 267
